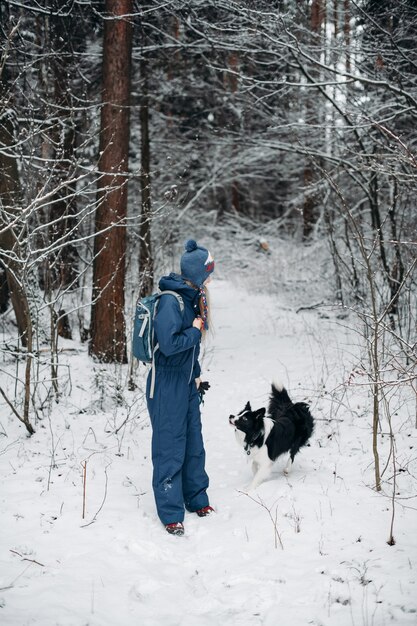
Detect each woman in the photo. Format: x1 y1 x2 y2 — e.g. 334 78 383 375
146 239 215 536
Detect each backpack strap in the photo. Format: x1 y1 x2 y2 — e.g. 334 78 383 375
149 290 184 399
157 290 184 312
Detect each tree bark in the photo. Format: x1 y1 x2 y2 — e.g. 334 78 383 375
302 165 316 239
90 0 133 363
302 0 326 240
344 0 351 73
0 56 32 345
47 7 78 289
138 55 154 299
0 261 9 313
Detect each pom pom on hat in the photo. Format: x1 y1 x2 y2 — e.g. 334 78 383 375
180 239 214 287
184 239 198 253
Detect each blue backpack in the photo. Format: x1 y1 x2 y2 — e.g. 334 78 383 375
132 291 184 393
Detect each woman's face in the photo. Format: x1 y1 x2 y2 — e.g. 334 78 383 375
204 275 212 286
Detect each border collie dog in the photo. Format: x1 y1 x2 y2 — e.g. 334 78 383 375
229 382 314 491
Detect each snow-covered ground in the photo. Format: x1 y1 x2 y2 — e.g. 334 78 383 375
1 272 416 625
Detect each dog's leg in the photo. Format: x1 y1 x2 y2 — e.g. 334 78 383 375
285 446 299 475
284 455 293 475
246 459 274 491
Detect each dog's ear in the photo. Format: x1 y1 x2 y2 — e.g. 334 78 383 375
244 401 251 412
254 407 266 420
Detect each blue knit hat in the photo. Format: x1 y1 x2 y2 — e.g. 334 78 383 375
180 239 215 288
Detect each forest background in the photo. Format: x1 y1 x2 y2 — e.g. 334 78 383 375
0 0 416 538
0 2 416 623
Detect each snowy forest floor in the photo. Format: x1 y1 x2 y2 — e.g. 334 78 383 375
1 237 416 626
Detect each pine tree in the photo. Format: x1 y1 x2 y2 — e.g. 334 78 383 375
90 0 133 363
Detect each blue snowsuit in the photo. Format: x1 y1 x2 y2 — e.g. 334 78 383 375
146 273 209 525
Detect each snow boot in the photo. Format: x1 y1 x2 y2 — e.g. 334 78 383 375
195 505 215 517
165 522 184 536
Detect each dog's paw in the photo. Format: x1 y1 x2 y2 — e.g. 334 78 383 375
242 483 255 493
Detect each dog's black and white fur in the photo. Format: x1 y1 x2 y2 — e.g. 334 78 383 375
229 381 314 490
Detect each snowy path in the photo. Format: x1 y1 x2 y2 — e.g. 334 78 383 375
0 279 416 625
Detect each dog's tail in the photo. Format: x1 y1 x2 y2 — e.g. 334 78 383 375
270 381 314 430
270 380 292 412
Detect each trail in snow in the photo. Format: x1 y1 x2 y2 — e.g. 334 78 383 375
0 279 416 626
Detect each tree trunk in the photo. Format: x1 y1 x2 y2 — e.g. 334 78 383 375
90 0 133 363
228 52 241 215
0 261 9 313
387 179 404 319
0 60 32 345
344 0 351 73
138 55 154 299
311 0 326 32
302 165 316 239
369 164 394 323
302 0 326 240
48 8 78 288
35 4 79 292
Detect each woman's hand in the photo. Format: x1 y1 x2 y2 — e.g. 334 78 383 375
195 377 201 389
193 317 204 331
